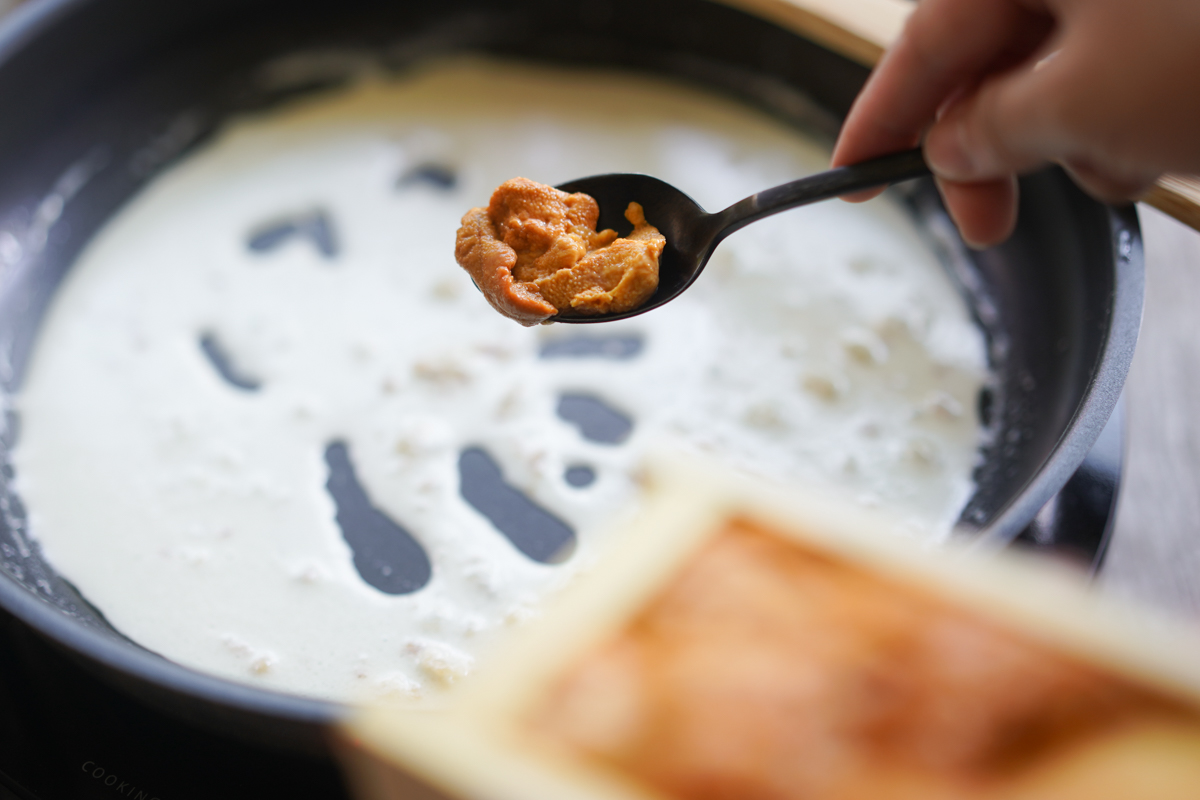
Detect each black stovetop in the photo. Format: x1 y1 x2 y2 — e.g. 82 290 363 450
0 608 349 800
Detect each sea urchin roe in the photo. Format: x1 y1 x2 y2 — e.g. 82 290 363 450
454 177 664 326
530 519 1193 800
11 60 990 703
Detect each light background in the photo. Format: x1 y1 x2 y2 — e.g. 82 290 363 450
1103 207 1200 618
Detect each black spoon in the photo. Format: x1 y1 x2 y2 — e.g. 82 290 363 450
552 147 931 323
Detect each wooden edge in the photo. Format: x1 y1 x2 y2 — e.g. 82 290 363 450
341 450 1200 800
340 718 666 800
1142 175 1200 234
720 0 911 66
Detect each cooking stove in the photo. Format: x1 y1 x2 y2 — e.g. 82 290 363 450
0 403 1125 800
0 609 346 800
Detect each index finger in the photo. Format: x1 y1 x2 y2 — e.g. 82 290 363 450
832 0 1052 169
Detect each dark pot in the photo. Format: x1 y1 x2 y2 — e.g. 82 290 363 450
0 0 1142 754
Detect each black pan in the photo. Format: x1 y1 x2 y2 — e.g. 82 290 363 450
0 0 1142 753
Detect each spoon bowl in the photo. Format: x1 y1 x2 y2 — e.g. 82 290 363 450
554 148 931 323
555 173 710 322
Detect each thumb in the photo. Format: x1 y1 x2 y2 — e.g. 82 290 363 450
923 54 1067 183
1061 157 1160 205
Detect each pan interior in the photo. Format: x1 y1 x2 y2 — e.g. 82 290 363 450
0 0 1135 727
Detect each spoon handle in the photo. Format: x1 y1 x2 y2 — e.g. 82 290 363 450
711 148 930 240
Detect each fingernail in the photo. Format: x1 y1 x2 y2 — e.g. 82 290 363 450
925 122 976 180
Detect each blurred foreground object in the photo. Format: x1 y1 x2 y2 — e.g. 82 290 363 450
339 455 1200 800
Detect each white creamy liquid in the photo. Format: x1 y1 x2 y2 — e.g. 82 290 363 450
13 59 989 702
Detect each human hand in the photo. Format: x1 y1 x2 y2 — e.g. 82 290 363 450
832 0 1200 247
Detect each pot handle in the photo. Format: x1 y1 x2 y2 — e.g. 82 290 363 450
1140 177 1200 233
739 0 1200 233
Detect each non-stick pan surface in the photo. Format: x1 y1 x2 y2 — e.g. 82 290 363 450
0 0 1142 750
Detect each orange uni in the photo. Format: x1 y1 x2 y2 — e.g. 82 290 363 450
455 177 663 326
